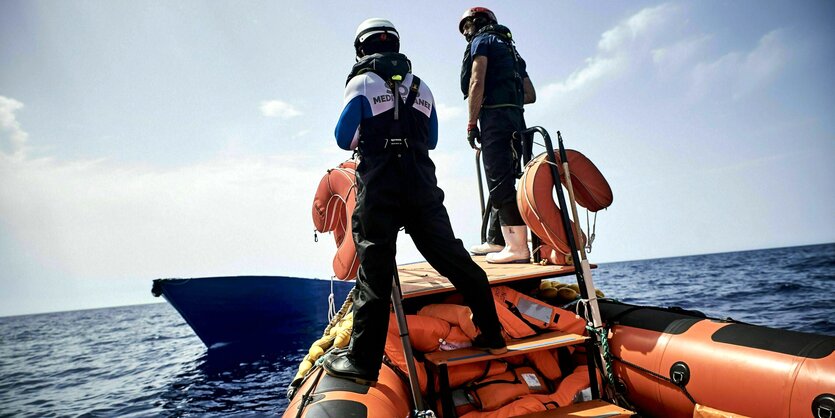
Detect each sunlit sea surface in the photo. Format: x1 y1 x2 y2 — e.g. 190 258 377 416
1 243 832 417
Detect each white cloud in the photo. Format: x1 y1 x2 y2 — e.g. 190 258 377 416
0 120 344 314
260 100 303 118
598 3 676 53
539 3 679 100
652 35 712 74
435 103 465 122
0 96 29 158
0 152 334 277
540 56 620 97
691 29 789 100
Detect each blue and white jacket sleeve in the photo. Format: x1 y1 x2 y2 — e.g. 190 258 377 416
334 76 371 150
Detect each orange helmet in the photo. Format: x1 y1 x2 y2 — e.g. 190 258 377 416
458 7 497 34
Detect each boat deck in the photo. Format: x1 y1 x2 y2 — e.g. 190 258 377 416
399 255 587 299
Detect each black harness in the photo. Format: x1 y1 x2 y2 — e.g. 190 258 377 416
460 24 525 108
347 52 423 154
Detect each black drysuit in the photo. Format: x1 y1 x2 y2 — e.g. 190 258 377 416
335 53 503 375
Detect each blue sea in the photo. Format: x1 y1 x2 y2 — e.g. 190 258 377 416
1 243 833 417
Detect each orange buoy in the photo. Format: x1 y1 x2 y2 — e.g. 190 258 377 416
312 160 359 280
518 150 612 264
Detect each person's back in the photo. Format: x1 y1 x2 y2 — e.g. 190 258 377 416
465 24 526 109
324 18 507 387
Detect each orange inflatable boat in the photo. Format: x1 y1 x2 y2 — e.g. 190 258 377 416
293 156 834 418
283 281 835 418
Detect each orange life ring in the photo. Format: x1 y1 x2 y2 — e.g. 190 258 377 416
312 160 360 280
518 149 612 264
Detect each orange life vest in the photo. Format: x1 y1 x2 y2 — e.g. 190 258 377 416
459 395 547 418
418 304 479 340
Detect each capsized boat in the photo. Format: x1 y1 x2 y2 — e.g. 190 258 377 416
286 127 834 417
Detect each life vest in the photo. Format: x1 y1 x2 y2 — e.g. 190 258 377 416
311 160 359 280
467 370 531 411
418 304 479 340
493 298 537 339
443 326 473 347
383 313 507 394
518 149 612 265
384 321 430 394
492 286 558 329
492 285 587 336
460 24 525 108
347 52 411 86
345 52 426 154
459 396 547 418
387 313 450 353
547 365 596 407
447 360 508 389
525 349 563 381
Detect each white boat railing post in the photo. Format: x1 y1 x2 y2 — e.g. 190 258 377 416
557 131 604 329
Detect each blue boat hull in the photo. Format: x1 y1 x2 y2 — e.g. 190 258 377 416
152 276 354 350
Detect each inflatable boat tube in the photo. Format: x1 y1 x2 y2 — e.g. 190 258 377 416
598 300 835 418
285 364 410 418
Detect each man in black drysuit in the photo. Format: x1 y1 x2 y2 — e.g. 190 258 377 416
323 18 507 386
460 7 537 264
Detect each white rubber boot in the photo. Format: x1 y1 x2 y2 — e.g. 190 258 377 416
470 242 504 255
486 225 530 264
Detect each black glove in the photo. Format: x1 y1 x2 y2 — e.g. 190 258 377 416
467 124 481 149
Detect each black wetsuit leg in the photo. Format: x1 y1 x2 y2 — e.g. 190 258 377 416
349 153 403 373
404 152 503 340
486 206 505 246
480 107 525 226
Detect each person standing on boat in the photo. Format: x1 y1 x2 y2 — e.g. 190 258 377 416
461 7 536 264
323 18 508 386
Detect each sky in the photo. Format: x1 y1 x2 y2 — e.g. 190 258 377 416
1 0 833 316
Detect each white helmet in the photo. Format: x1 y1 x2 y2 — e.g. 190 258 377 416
354 18 400 57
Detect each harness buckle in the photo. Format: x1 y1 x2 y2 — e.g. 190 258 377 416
385 138 409 149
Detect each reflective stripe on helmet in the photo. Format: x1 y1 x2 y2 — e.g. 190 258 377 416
355 18 399 44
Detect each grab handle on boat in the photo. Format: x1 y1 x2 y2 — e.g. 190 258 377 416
814 394 835 418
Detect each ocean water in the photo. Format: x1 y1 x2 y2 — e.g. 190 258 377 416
1 243 833 417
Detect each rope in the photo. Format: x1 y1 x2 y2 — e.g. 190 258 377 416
322 287 354 339
576 299 624 404
327 276 337 322
610 354 698 405
585 210 597 253
293 368 326 418
585 324 617 397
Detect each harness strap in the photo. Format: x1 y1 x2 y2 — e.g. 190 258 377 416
404 76 421 109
